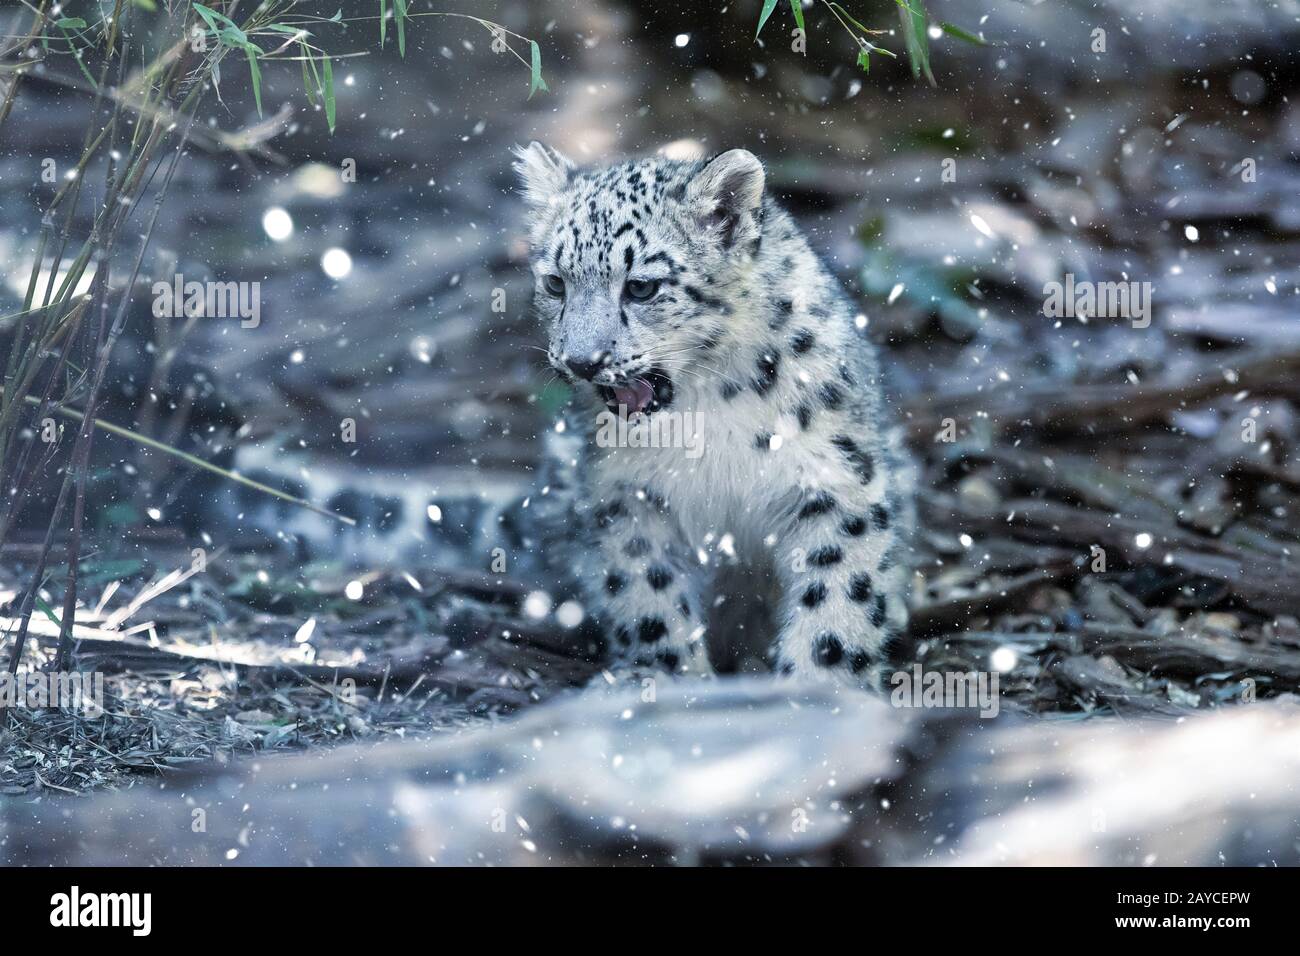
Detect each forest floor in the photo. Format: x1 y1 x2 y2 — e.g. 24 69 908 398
3 0 1300 809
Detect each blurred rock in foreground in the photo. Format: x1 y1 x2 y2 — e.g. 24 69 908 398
2 678 1297 865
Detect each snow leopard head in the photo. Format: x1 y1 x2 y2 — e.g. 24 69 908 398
515 143 767 415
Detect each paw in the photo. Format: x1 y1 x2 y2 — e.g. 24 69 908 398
776 654 888 693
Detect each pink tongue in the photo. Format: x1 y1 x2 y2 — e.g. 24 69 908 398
612 379 655 413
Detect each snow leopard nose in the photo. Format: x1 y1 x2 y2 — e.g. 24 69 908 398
563 351 610 381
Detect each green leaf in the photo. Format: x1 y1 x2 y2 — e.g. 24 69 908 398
192 2 221 36
787 0 805 34
395 0 407 58
245 45 262 117
755 0 780 39
856 49 870 73
829 3 874 37
528 40 548 99
193 2 248 47
34 595 63 630
894 0 935 86
939 21 987 46
300 40 319 106
131 0 159 10
322 55 336 133
379 0 387 47
56 17 88 29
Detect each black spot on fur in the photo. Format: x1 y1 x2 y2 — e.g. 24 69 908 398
752 350 781 396
754 431 772 450
769 298 793 330
677 594 692 618
841 514 867 537
684 284 730 312
820 383 845 410
796 403 814 430
813 633 844 667
720 381 741 401
831 435 876 484
614 625 633 647
801 581 828 608
809 545 843 567
790 329 815 354
641 487 670 512
594 500 625 528
870 593 887 627
624 537 652 558
849 650 872 674
848 572 873 602
798 491 837 519
646 565 674 591
871 503 891 531
659 650 681 671
605 571 626 595
638 617 668 643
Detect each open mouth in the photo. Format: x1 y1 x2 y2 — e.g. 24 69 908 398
598 367 674 415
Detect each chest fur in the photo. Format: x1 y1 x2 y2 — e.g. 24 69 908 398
587 378 850 554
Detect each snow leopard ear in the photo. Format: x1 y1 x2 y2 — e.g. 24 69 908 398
685 149 765 249
513 141 574 208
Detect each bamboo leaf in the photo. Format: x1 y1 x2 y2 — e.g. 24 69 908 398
322 55 336 132
193 2 247 46
192 2 221 36
528 40 548 98
245 46 262 117
755 0 780 39
939 21 987 46
34 595 63 630
830 3 879 37
379 0 387 47
300 40 319 106
787 0 805 34
894 0 935 86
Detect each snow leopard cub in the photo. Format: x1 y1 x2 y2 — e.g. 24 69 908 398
515 143 914 686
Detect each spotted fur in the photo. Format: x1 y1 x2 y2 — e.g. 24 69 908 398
516 144 915 687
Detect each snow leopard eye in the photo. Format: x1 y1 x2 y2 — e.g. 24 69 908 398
542 274 565 297
624 279 660 302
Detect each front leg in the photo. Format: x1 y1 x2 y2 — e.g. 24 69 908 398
773 482 907 688
570 488 712 677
